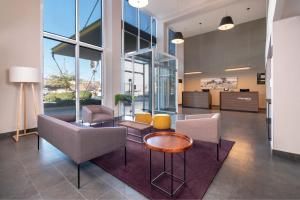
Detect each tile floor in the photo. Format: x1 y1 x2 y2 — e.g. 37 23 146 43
1 107 300 199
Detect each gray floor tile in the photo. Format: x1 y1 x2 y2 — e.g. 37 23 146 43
1 107 300 199
98 189 127 200
40 180 84 200
79 178 113 200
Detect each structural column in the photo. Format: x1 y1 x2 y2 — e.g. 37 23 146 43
102 0 122 110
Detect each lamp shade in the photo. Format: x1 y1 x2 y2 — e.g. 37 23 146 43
9 66 39 83
218 16 235 31
171 32 184 44
128 0 148 8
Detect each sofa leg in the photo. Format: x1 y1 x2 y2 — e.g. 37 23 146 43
77 164 80 189
113 120 115 127
124 146 127 166
37 135 40 150
217 144 219 161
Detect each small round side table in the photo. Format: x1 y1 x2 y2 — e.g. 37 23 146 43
144 132 193 197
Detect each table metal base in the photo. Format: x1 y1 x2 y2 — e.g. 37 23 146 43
150 151 186 197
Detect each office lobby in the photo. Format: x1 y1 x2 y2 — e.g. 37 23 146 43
1 0 300 199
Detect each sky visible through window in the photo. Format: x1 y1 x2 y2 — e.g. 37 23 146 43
43 0 102 81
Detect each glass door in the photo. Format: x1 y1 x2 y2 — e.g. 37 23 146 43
131 51 152 115
154 53 177 113
124 49 177 117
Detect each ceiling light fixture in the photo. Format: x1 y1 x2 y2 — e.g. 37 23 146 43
172 32 184 44
184 71 203 75
128 0 148 8
225 67 251 72
218 16 235 31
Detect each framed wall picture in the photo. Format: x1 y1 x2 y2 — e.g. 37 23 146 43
257 73 266 85
200 77 238 90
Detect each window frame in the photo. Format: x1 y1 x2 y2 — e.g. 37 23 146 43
42 0 104 121
121 0 157 54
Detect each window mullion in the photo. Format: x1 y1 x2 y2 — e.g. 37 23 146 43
137 8 140 50
43 32 77 45
75 0 80 122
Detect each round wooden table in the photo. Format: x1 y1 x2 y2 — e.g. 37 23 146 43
144 132 193 197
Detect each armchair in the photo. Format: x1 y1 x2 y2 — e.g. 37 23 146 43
176 113 221 160
82 105 114 126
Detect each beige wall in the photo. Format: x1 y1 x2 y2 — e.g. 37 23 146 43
185 73 266 108
0 0 41 133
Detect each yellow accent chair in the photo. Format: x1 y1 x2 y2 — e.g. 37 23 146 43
153 114 171 130
135 112 152 125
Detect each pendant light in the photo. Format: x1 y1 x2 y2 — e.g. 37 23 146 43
172 32 184 44
128 0 149 8
218 16 235 31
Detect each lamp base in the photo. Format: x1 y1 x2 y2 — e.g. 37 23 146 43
13 131 38 142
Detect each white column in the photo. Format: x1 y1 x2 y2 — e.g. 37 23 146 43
156 20 167 52
102 0 122 109
176 44 184 104
272 16 300 155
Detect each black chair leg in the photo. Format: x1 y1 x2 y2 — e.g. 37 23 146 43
77 164 80 189
217 144 219 161
125 146 127 166
37 135 40 150
219 138 222 148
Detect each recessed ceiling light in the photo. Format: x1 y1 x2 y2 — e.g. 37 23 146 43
184 71 203 75
225 67 251 72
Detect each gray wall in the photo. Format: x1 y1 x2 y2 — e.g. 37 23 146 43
184 18 266 108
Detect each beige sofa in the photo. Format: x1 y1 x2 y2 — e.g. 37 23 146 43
175 113 221 160
38 115 127 188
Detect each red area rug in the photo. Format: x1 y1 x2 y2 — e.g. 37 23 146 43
92 139 234 199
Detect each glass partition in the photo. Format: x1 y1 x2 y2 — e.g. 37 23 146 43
124 49 177 116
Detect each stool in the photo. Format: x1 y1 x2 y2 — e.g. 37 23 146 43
153 114 171 130
135 112 152 125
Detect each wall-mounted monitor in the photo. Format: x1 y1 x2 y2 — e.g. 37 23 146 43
240 89 250 92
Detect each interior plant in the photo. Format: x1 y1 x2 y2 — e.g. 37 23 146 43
114 93 133 118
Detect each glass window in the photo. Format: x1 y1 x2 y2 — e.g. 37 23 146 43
43 0 103 121
123 0 156 52
168 29 176 56
124 32 138 53
124 0 138 27
140 12 151 49
79 0 102 47
43 38 76 116
152 18 157 47
43 0 76 38
140 38 151 49
140 12 151 34
79 47 102 115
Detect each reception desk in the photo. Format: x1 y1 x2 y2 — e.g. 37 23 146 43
182 91 211 109
220 92 259 112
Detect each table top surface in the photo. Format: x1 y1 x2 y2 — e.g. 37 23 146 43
143 132 193 153
118 120 152 131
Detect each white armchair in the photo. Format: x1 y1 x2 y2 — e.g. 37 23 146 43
175 113 221 160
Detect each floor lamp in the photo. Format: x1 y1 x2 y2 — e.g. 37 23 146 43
9 66 40 142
